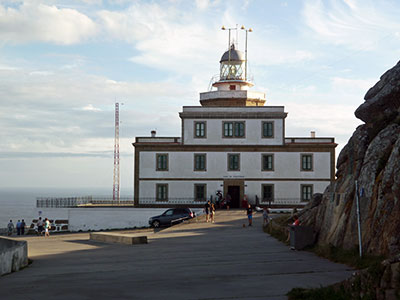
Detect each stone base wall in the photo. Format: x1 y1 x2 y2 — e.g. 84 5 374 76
0 237 28 276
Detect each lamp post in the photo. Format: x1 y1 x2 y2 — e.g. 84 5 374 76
241 25 253 81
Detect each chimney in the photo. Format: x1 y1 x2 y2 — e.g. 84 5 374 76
310 131 316 138
151 130 156 137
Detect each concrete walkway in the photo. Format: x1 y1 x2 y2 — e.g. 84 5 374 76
0 210 352 300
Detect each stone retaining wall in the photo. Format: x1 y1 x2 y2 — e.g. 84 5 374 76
0 237 28 276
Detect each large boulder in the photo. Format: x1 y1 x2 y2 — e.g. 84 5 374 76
300 61 400 257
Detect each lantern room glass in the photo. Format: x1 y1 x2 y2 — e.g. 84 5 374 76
220 61 245 80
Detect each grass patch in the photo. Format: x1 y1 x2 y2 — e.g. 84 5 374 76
287 260 391 299
264 216 384 269
263 214 290 244
287 285 352 300
310 244 384 269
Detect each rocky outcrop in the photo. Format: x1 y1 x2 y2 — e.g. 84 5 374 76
300 61 400 257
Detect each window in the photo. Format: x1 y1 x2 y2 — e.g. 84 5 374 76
194 121 206 138
156 184 168 201
229 85 236 90
194 154 206 171
223 122 233 137
194 184 206 201
262 154 274 171
223 121 245 138
234 122 245 137
156 154 168 171
228 154 240 171
262 122 274 138
164 209 173 216
301 185 313 202
301 154 313 171
262 184 274 202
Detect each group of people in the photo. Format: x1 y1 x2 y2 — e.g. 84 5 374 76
214 192 231 210
204 199 271 228
203 195 301 234
7 219 26 236
204 201 216 223
36 217 51 237
7 217 51 237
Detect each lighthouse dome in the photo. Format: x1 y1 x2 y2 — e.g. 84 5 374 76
220 44 245 62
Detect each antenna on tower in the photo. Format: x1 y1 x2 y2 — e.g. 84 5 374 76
113 102 120 203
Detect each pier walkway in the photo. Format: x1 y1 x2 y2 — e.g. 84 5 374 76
0 210 352 299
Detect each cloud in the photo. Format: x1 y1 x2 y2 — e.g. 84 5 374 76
81 104 101 111
97 2 226 77
0 151 112 159
302 0 400 50
196 0 210 10
250 41 314 66
0 65 191 160
331 77 376 95
284 102 362 155
0 2 97 45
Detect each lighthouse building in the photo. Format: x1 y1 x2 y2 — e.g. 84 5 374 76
133 43 336 208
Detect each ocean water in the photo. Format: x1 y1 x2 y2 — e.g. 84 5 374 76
0 187 132 228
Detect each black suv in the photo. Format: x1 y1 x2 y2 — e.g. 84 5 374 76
149 208 195 228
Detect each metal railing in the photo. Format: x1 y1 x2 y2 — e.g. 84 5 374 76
37 196 309 208
207 74 254 91
36 196 134 208
139 198 206 205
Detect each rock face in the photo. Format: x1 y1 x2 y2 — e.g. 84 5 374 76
300 61 400 257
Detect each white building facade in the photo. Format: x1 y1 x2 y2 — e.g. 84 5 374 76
133 44 336 208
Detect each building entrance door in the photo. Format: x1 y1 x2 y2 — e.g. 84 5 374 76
227 186 240 208
224 179 244 209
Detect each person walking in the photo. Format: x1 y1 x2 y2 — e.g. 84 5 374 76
21 219 26 235
37 217 44 236
204 201 211 222
210 203 216 223
16 220 21 235
246 204 253 226
263 207 270 227
44 218 50 237
7 220 14 236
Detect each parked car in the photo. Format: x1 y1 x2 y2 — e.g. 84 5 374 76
149 208 195 228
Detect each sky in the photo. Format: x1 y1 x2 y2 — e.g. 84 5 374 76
1 0 400 195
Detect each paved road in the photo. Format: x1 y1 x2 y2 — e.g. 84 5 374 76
0 210 352 300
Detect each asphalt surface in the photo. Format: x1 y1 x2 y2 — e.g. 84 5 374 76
0 210 353 300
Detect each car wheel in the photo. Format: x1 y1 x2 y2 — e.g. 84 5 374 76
152 220 160 228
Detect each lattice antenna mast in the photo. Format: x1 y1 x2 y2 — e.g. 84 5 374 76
113 102 120 202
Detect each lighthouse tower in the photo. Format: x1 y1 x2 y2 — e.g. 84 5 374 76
200 43 266 107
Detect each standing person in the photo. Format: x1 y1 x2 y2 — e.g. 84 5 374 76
44 218 50 237
16 220 21 235
204 201 210 222
37 217 44 236
21 219 26 235
246 204 253 226
226 194 231 210
216 191 222 208
7 220 14 236
286 215 300 243
210 203 216 223
263 207 270 227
